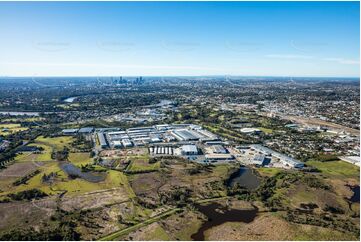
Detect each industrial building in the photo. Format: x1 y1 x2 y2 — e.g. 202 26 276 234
150 146 174 155
210 145 228 154
180 145 199 155
62 128 79 135
171 129 200 141
339 156 360 167
79 127 94 134
205 153 234 162
250 144 304 168
97 132 108 148
252 155 271 167
122 139 133 147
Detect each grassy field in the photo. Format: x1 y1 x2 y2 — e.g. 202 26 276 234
0 123 28 136
35 136 75 150
15 137 74 163
3 135 137 197
100 208 181 241
68 152 93 166
307 160 360 179
1 163 135 197
127 159 160 173
257 167 283 177
257 127 273 134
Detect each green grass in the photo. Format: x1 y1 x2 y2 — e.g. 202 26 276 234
15 143 53 162
1 163 135 197
292 224 358 241
126 155 160 173
257 127 273 134
307 160 359 179
258 167 282 177
68 152 92 166
0 123 28 136
35 136 74 150
144 224 170 240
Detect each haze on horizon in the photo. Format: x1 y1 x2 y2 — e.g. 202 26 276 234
0 1 359 77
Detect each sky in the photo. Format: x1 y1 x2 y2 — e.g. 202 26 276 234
0 1 359 77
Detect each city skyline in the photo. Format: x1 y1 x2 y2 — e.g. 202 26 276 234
0 1 360 77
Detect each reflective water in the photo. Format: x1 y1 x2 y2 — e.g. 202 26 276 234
226 166 260 190
60 162 106 183
191 202 258 241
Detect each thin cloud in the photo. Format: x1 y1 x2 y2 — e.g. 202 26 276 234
0 62 222 71
322 57 360 65
265 54 314 60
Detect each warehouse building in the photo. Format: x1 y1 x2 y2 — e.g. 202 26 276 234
252 155 271 167
180 144 199 155
97 132 108 148
250 144 304 168
210 145 228 154
112 140 122 148
122 139 133 147
79 127 94 134
171 129 199 141
62 128 79 135
205 153 235 162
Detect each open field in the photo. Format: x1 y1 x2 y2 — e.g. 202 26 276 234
100 208 181 241
257 167 282 177
257 127 273 134
307 160 360 180
0 123 28 136
126 158 160 173
68 152 92 166
203 212 358 241
35 136 75 150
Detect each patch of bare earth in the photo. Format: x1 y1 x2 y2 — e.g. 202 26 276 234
159 210 204 240
59 188 130 211
129 172 164 206
0 197 57 232
204 213 294 241
0 162 39 181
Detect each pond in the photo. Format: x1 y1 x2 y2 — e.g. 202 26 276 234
348 185 360 203
60 162 106 183
63 96 77 103
0 111 40 116
226 166 260 190
191 202 258 241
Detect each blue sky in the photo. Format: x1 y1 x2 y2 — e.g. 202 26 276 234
0 1 359 77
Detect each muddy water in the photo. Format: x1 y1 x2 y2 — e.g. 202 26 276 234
226 166 260 190
191 202 258 241
60 162 106 183
348 185 360 203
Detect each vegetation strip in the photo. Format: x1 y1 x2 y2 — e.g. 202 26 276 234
99 208 182 241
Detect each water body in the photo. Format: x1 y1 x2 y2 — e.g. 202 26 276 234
63 97 77 103
156 99 173 107
0 111 40 116
348 185 360 203
60 162 106 183
226 166 260 190
191 202 258 241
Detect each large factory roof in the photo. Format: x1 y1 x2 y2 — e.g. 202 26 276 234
181 144 198 153
97 132 107 147
251 144 303 168
172 129 199 141
79 127 94 133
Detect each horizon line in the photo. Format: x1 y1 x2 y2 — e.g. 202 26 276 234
0 75 360 79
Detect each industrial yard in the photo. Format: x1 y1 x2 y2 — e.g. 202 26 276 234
62 123 306 170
